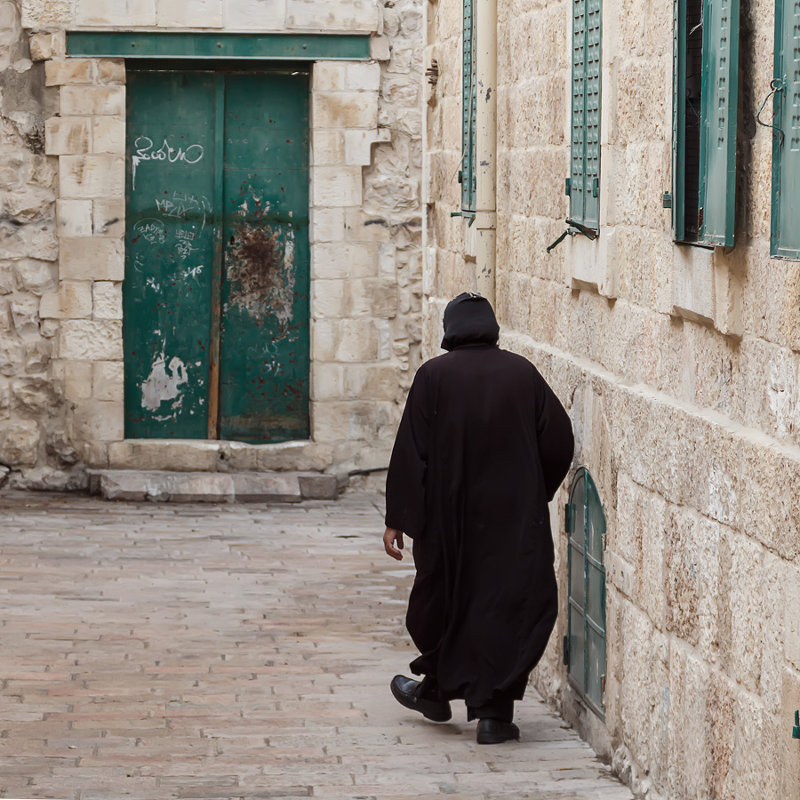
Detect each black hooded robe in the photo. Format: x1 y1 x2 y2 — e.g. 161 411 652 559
385 294 574 713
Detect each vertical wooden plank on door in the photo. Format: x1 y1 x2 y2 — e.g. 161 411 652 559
218 70 310 443
207 74 225 439
124 70 216 438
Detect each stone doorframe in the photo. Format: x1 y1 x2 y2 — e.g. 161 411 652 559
39 34 390 473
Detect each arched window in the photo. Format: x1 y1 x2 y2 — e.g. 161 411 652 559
564 467 607 718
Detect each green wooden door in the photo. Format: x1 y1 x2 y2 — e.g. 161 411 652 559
219 73 309 442
124 67 310 442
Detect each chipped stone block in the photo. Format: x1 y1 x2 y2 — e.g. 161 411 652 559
10 295 40 335
60 237 124 281
59 319 122 360
96 59 125 84
94 470 234 502
298 473 338 499
231 472 302 502
218 441 259 471
45 59 95 86
92 281 122 319
29 31 66 62
257 441 334 472
60 85 124 117
11 376 60 413
14 259 56 295
0 420 39 466
1 185 56 221
57 199 93 237
0 262 13 295
24 338 52 373
59 155 124 199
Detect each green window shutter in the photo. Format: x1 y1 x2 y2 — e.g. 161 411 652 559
672 0 686 241
771 0 800 259
583 0 602 229
568 0 601 231
698 0 740 246
461 0 476 214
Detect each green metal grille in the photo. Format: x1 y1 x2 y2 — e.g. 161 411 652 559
568 0 601 231
771 0 800 259
461 0 476 214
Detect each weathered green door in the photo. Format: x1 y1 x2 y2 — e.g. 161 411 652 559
124 67 310 442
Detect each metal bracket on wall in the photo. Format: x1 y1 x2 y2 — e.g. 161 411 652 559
546 219 598 254
756 77 786 144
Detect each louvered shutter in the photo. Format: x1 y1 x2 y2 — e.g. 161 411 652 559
461 0 476 214
698 0 740 246
771 0 800 258
568 0 601 230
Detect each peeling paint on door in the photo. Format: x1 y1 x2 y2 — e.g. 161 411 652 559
141 353 189 418
226 211 296 326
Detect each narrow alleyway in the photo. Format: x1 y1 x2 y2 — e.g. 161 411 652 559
0 492 633 800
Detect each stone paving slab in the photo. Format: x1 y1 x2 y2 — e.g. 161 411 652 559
0 491 633 800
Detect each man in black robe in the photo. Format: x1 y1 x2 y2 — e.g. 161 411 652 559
383 292 574 744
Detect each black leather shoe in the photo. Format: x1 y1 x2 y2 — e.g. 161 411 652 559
476 718 520 744
390 675 452 722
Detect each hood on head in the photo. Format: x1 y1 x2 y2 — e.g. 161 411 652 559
441 292 500 351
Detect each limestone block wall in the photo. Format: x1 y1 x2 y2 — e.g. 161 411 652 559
0 2 85 489
423 0 800 796
0 0 422 486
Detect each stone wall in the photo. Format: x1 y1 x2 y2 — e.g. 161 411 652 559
0 0 423 485
423 0 800 796
0 1 85 490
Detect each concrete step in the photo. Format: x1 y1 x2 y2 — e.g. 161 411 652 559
87 469 344 503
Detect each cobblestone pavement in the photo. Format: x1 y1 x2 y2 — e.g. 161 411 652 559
0 491 633 800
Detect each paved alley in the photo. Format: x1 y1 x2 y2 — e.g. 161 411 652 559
0 491 633 800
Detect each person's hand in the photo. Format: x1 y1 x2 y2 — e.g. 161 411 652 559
383 527 404 560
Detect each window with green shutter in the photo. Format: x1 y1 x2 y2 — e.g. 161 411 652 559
770 0 800 259
567 0 601 233
671 0 740 247
461 0 476 216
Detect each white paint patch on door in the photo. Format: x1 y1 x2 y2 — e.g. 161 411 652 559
141 353 189 415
